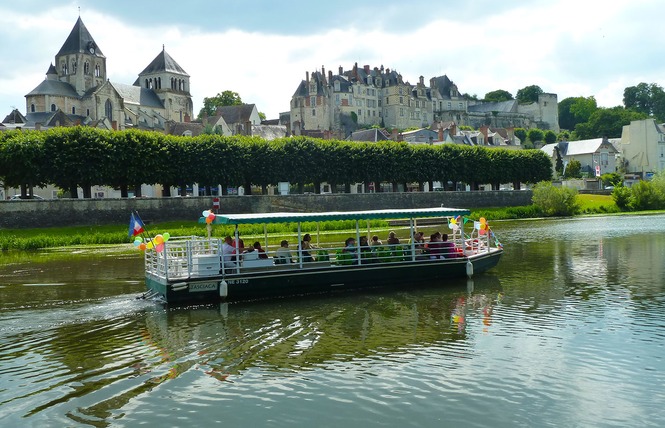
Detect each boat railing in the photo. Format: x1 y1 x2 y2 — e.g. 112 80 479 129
146 226 498 280
145 236 222 280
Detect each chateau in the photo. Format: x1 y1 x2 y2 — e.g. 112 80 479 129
21 17 193 131
290 63 559 139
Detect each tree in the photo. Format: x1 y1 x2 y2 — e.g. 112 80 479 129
544 130 557 144
574 106 647 139
483 89 513 102
516 85 543 104
554 147 564 176
565 158 582 178
623 82 665 121
197 90 243 119
559 96 598 130
514 128 527 144
527 128 544 144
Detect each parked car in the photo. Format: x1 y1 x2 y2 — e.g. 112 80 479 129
9 195 44 200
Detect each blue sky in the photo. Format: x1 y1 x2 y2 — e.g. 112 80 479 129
1 0 664 120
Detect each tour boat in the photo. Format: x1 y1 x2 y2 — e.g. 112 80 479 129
142 207 503 304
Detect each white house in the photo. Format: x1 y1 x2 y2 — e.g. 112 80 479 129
541 137 620 177
619 118 665 177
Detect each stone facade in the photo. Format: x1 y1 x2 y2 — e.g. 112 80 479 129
23 17 193 131
619 119 665 176
291 64 559 138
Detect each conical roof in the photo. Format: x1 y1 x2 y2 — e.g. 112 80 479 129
56 17 104 57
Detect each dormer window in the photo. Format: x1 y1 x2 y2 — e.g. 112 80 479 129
51 104 56 112
334 81 340 91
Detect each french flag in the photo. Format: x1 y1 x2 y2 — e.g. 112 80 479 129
128 213 145 238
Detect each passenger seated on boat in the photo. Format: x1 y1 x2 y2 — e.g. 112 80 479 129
342 237 359 264
387 231 400 246
370 235 383 247
440 233 459 258
253 241 268 259
243 246 259 261
359 236 375 263
299 233 315 262
275 240 294 264
410 231 426 254
428 232 443 259
222 236 237 267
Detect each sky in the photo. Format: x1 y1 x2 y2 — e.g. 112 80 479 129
1 0 664 121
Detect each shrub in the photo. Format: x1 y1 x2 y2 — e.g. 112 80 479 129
531 181 580 216
611 185 632 211
629 180 665 211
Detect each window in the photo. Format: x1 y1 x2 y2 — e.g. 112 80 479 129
399 96 403 104
367 110 370 117
51 104 56 112
385 97 389 105
71 59 77 73
72 107 76 114
84 62 89 74
358 109 362 116
400 108 404 117
310 96 316 106
86 109 90 116
312 109 316 116
95 65 101 77
458 102 463 109
447 102 452 109
105 99 113 121
399 88 403 95
30 104 35 113
334 81 340 91
335 94 340 105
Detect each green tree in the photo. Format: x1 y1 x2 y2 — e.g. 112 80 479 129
483 89 513 102
514 128 527 144
574 107 647 139
516 85 543 104
623 82 665 121
554 147 564 176
197 90 243 119
565 158 582 178
527 128 544 144
544 130 557 144
558 96 597 131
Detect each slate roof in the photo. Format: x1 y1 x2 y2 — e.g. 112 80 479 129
251 124 287 140
46 63 57 75
168 121 205 136
110 82 164 108
26 79 80 98
214 104 256 125
138 48 189 76
347 128 391 142
56 17 104 57
467 100 518 113
2 109 27 124
541 138 620 157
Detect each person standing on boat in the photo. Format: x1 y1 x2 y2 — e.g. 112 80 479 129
222 236 237 267
275 240 294 264
300 233 315 262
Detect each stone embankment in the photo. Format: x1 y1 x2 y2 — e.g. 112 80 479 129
0 191 532 229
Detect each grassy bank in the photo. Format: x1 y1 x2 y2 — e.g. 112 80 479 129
0 194 625 251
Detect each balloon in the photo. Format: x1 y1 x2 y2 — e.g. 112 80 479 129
154 234 164 245
480 228 487 235
146 241 154 249
205 216 213 224
156 243 165 253
135 236 143 243
162 232 170 242
133 239 141 246
480 217 486 224
450 218 457 225
202 210 211 217
138 243 147 251
208 212 216 219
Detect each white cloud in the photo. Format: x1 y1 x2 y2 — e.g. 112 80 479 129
1 0 664 120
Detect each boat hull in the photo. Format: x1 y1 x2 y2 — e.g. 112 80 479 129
145 249 503 304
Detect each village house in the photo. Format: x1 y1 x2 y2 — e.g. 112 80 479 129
619 118 665 177
541 137 620 178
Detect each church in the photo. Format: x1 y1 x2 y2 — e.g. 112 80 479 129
17 17 193 131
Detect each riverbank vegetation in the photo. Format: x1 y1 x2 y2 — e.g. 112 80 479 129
0 195 626 251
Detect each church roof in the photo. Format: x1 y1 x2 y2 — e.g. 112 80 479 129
26 79 80 98
46 63 57 75
2 109 27 124
138 48 189 76
467 100 518 113
56 17 104 57
110 82 165 109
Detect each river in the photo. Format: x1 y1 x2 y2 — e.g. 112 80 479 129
1 214 664 427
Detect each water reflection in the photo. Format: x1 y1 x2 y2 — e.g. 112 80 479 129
1 215 665 427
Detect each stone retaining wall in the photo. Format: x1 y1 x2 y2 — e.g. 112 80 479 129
0 191 532 229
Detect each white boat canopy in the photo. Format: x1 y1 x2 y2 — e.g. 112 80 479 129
201 207 471 225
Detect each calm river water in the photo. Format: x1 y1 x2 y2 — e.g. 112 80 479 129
1 215 664 427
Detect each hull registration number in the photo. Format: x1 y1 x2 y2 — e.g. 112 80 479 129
189 282 218 292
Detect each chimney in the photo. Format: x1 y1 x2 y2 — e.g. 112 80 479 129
322 65 325 78
328 70 333 82
438 127 443 142
306 71 309 82
184 113 191 123
245 121 252 136
339 65 343 74
451 122 457 137
391 128 398 141
479 126 489 142
364 64 370 73
419 76 424 85
202 111 208 126
112 120 117 131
